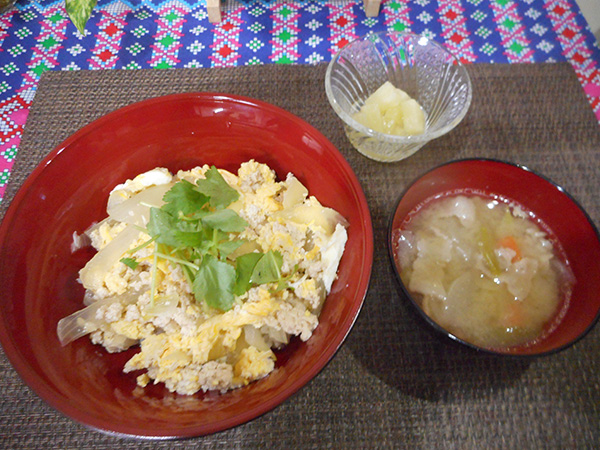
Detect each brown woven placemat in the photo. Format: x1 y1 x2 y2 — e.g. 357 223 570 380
1 63 599 449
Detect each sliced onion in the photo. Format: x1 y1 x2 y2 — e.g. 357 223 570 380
107 183 172 227
321 224 348 293
282 176 308 209
276 202 346 235
243 325 269 351
261 325 289 347
144 295 179 317
57 290 139 346
70 231 91 253
79 225 142 291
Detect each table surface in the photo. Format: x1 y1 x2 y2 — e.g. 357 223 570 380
1 0 600 447
1 60 599 449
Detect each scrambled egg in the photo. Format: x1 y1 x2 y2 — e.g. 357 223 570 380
61 160 348 395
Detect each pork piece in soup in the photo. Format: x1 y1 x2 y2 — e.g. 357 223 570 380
396 194 574 349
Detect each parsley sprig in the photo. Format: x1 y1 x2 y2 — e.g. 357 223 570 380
121 166 290 311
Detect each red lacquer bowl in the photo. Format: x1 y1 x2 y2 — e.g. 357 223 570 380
0 93 373 438
388 159 600 356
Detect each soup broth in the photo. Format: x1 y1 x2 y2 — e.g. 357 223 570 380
397 194 573 349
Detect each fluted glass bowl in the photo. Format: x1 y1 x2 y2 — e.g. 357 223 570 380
325 32 472 162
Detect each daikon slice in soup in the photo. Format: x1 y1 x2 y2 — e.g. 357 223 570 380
396 194 574 349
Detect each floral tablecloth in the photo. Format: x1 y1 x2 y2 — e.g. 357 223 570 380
1 0 599 202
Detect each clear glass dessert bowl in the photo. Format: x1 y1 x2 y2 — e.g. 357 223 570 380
325 32 472 162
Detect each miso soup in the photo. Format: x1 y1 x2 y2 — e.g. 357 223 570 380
396 194 574 349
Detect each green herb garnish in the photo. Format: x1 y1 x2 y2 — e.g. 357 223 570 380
251 250 284 284
234 252 264 296
143 166 289 311
478 226 501 276
120 257 139 270
233 250 296 295
195 167 240 209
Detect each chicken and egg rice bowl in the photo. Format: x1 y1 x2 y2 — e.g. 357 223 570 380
58 160 348 395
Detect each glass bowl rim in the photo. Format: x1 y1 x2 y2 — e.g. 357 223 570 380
324 31 473 144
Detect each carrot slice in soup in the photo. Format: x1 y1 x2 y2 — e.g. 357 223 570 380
497 236 521 262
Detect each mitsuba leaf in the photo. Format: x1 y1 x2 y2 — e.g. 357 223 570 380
192 233 216 255
202 209 248 232
193 254 236 310
147 207 178 245
65 0 97 34
196 166 239 209
173 230 206 248
217 239 245 259
251 250 284 285
162 180 209 217
147 207 203 248
234 252 264 296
